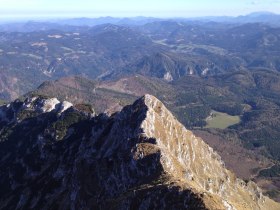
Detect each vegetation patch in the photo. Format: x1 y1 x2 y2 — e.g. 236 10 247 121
265 189 280 200
259 165 280 178
205 110 241 129
0 100 6 105
74 103 95 114
17 109 39 121
52 111 86 140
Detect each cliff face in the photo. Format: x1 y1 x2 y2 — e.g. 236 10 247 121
0 95 279 210
137 95 280 210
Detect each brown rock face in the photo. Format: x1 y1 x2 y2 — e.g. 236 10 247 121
0 95 279 209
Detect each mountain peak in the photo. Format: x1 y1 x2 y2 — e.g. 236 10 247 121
136 94 161 110
116 94 280 209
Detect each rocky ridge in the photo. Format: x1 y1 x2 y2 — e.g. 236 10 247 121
0 95 279 209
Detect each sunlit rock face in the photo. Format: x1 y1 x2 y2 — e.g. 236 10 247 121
137 95 280 210
0 95 279 210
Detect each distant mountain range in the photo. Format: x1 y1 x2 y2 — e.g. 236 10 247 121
188 12 280 26
1 12 280 32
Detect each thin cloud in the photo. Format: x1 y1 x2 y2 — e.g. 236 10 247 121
251 0 280 4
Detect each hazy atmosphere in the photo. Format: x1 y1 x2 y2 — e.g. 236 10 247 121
1 0 280 18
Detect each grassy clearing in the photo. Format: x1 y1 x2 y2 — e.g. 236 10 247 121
205 110 240 129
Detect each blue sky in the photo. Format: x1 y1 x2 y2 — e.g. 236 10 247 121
0 0 280 18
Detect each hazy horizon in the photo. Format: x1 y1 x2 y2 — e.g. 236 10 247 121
0 0 280 20
0 11 279 23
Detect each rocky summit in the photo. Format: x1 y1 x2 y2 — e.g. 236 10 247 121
0 94 279 210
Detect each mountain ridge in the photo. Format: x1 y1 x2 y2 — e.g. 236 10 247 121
0 94 279 209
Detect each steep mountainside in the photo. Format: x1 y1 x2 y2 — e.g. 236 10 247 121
126 52 205 81
0 95 279 209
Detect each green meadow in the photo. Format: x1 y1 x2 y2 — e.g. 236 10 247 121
205 110 241 129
